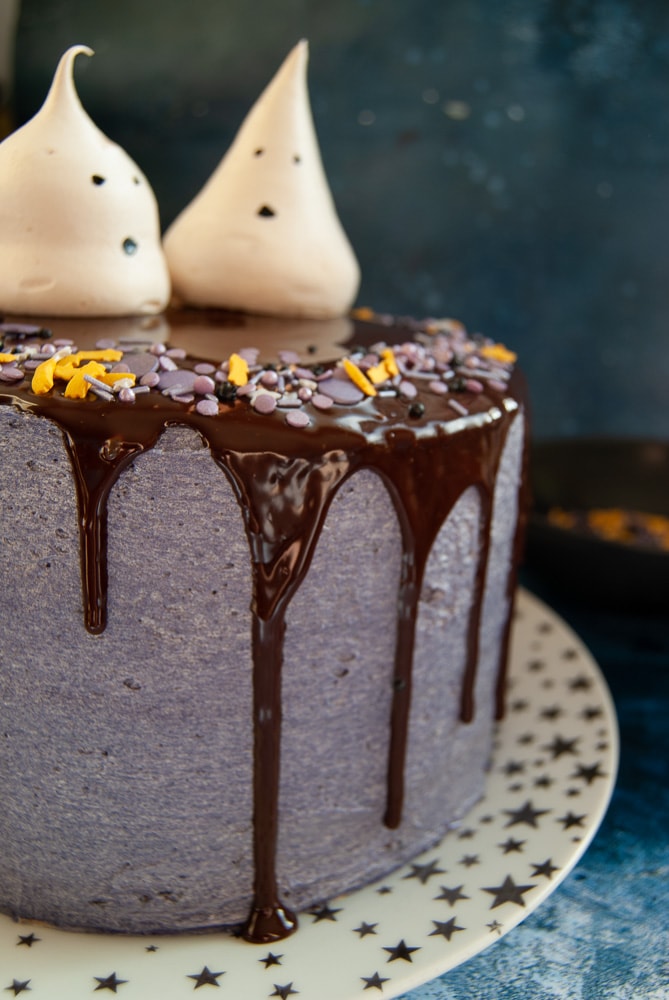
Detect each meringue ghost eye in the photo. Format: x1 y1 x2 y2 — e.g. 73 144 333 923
132 176 140 185
91 174 106 185
257 205 276 218
254 148 265 157
122 237 138 255
293 154 301 164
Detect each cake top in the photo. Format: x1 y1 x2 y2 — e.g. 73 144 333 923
163 41 360 319
0 46 170 318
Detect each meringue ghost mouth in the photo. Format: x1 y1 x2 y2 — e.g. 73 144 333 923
257 204 277 218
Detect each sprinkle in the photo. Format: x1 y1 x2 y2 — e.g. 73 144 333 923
398 380 418 400
228 353 250 386
118 387 136 403
0 365 24 381
165 347 187 359
0 353 20 363
108 377 136 391
158 354 178 372
448 398 468 416
278 349 300 365
408 402 425 418
311 392 334 411
64 361 108 399
252 392 277 415
89 386 115 402
342 357 377 396
317 377 364 405
140 371 160 388
83 373 114 393
429 379 448 395
31 356 59 394
277 392 302 409
286 409 310 428
480 343 517 365
193 374 216 395
196 398 219 417
149 342 166 356
464 378 484 394
194 362 217 375
297 386 313 402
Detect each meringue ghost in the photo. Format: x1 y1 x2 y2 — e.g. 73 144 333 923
0 46 170 317
164 41 360 319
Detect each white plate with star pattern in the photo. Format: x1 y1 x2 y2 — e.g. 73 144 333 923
1 588 618 1000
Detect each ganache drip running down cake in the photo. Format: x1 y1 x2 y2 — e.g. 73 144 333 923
0 43 528 944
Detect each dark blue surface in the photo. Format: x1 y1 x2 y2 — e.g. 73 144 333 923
405 574 669 998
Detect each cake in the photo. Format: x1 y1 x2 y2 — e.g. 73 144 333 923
0 44 527 945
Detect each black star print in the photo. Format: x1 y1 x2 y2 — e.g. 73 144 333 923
4 981 31 997
186 967 224 989
145 945 159 952
498 837 525 854
376 885 392 895
94 973 128 993
353 922 378 938
510 699 529 712
569 674 591 689
383 939 420 962
482 874 535 909
528 656 547 669
544 735 580 759
557 811 586 830
260 953 283 968
487 920 503 935
403 859 446 883
361 972 389 991
16 934 40 947
517 733 535 745
503 800 550 828
571 762 606 785
534 775 553 789
435 884 469 906
308 903 341 922
270 984 298 999
540 706 562 720
430 917 465 941
457 827 476 839
459 854 480 868
504 760 525 775
530 859 560 879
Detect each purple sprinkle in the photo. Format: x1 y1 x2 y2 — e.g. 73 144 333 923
23 359 41 371
464 378 484 394
0 366 25 381
487 379 507 392
278 349 300 365
252 392 277 415
194 362 216 375
398 380 418 400
172 393 195 404
311 392 334 411
293 366 316 379
276 392 302 409
110 361 131 373
165 347 187 359
149 342 166 356
260 370 279 388
297 386 313 402
158 355 178 372
195 398 219 417
429 379 448 395
157 369 197 392
193 374 216 395
118 387 136 403
95 338 118 350
140 371 160 388
235 383 255 398
317 377 364 405
122 352 159 378
52 338 74 347
285 409 310 428
448 398 468 416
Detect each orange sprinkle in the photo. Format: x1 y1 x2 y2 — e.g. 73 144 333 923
0 353 20 363
351 306 376 321
63 361 108 399
227 353 249 386
480 343 517 365
342 357 377 396
31 356 59 395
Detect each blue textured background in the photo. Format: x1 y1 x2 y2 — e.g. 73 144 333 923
6 4 669 995
9 0 669 440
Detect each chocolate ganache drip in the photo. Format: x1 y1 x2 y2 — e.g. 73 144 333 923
0 313 526 942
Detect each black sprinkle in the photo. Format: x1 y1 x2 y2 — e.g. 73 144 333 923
216 380 238 404
409 402 425 418
122 237 138 255
450 377 467 392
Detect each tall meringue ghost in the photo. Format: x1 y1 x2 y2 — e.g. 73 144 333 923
0 46 170 317
164 41 360 319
